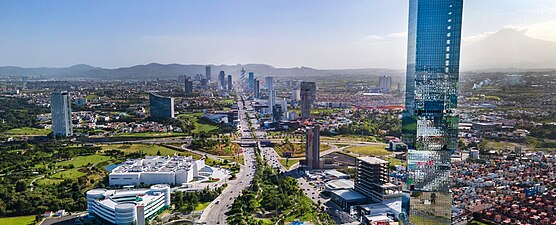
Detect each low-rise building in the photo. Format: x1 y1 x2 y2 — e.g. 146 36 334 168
109 156 204 186
86 185 171 225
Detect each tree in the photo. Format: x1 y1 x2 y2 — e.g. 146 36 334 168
15 180 27 192
430 192 437 205
156 150 161 156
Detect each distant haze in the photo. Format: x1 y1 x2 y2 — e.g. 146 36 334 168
0 63 402 80
461 28 556 70
1 1 556 70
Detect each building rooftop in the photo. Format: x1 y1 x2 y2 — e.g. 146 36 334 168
331 189 367 202
324 169 349 178
325 179 354 190
111 155 198 174
358 156 388 164
88 184 170 210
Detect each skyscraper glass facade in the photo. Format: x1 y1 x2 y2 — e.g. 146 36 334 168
248 72 254 89
401 0 463 224
50 91 73 137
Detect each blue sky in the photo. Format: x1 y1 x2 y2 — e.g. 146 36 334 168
1 0 555 69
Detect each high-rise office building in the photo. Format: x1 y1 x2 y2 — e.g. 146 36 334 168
265 77 275 115
205 66 211 82
272 104 283 122
354 157 401 203
240 67 246 84
50 91 73 137
379 76 392 93
184 77 193 94
254 79 260 99
248 72 255 89
219 71 226 90
401 1 463 224
178 75 188 84
200 78 208 89
291 88 301 102
227 74 233 91
305 125 321 170
300 82 316 119
281 98 288 119
149 92 175 119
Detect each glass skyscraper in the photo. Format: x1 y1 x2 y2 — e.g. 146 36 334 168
401 0 463 224
50 91 73 137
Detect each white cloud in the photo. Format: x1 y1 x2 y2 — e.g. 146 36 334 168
364 35 385 41
462 31 496 45
463 21 556 46
388 32 407 38
523 21 556 42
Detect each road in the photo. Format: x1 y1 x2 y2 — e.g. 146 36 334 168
199 90 258 224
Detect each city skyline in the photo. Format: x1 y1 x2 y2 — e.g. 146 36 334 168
1 0 556 69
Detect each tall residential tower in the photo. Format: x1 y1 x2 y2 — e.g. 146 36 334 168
300 82 316 119
305 125 321 170
50 91 73 137
219 71 226 90
401 1 463 224
205 65 211 82
265 77 275 116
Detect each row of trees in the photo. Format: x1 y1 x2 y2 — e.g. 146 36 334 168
227 152 334 225
0 142 113 217
172 187 223 213
0 97 49 133
335 110 401 138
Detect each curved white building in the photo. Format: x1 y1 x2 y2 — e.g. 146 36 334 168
86 185 171 225
109 155 205 186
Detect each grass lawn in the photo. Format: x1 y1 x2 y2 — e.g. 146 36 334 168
334 143 351 148
85 94 99 100
101 144 200 158
197 143 241 156
345 145 390 156
36 178 64 185
178 112 219 134
219 99 235 105
321 134 378 142
253 218 274 225
385 157 404 166
221 155 244 165
205 157 222 166
274 143 332 158
57 154 111 168
195 202 211 211
409 215 450 225
3 127 50 136
51 168 86 179
0 215 36 225
115 132 187 138
279 159 300 169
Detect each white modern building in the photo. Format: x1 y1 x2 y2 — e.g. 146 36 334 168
87 185 171 225
109 156 205 186
265 76 275 116
50 91 73 137
378 76 392 93
281 98 288 119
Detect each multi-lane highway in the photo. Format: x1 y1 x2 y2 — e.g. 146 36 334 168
199 89 258 224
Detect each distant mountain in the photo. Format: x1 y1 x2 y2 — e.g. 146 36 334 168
462 28 556 70
0 63 401 80
0 64 101 77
